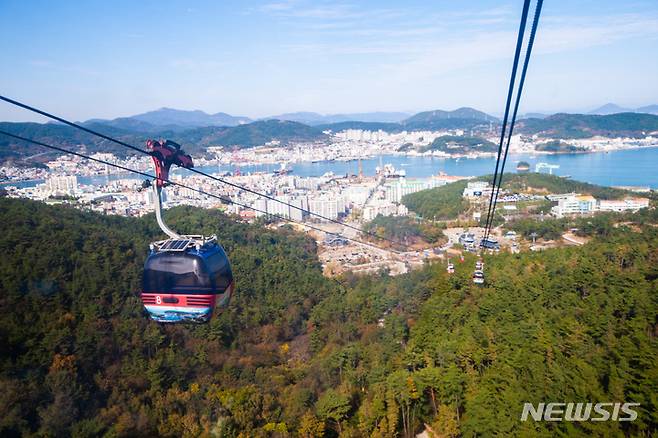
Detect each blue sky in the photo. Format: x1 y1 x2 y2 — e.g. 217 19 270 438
1 0 657 122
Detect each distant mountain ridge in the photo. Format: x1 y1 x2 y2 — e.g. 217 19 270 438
86 107 505 131
518 112 658 138
86 107 252 131
88 109 411 130
401 107 499 130
0 122 151 162
131 107 252 126
79 104 658 134
315 108 498 133
403 107 498 123
636 104 658 114
0 119 325 163
588 103 658 115
179 120 325 149
5 106 658 164
588 103 632 115
260 111 411 125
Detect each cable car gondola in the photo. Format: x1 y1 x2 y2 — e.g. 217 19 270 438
472 270 485 285
140 140 234 323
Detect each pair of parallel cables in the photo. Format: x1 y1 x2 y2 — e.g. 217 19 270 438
483 0 543 242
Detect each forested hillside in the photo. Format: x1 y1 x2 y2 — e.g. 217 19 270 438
535 140 585 153
5 110 658 164
402 180 471 220
0 198 657 437
0 120 325 164
402 173 633 221
517 112 658 138
499 173 631 199
362 215 446 248
194 120 324 148
0 122 146 163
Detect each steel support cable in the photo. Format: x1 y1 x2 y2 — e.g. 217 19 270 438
482 0 532 239
0 130 407 252
183 166 390 244
0 95 406 248
0 95 146 155
484 0 543 242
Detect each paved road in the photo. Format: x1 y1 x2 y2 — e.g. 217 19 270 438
562 232 586 246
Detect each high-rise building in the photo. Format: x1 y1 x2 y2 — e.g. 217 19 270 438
44 175 78 195
253 196 309 221
362 199 406 221
307 194 345 221
384 178 447 203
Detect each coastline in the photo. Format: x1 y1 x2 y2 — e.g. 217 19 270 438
395 142 658 159
2 144 658 187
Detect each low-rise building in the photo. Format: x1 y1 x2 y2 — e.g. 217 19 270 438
463 181 492 199
598 197 650 212
362 199 408 221
551 194 649 217
546 193 578 202
551 194 597 217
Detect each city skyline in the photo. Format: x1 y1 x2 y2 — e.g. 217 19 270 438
1 0 658 122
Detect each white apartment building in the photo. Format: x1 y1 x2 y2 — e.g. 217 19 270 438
293 176 322 191
253 196 309 222
343 184 375 207
362 200 408 221
44 175 78 196
384 178 447 203
144 187 167 207
551 195 597 217
334 129 447 145
335 129 388 142
308 194 345 221
552 194 650 217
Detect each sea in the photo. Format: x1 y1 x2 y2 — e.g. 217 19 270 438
3 147 658 190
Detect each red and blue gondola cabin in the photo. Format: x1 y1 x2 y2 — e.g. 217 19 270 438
141 238 234 323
